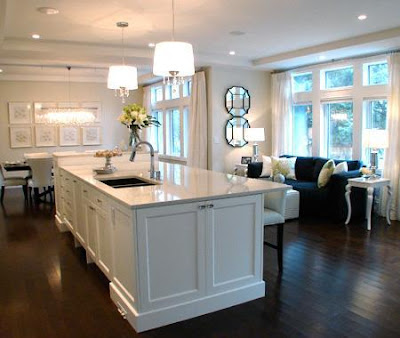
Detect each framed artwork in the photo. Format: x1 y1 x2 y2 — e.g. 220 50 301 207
34 102 57 123
81 102 102 122
8 102 32 124
241 156 252 164
35 126 57 147
59 126 80 146
58 102 80 108
82 126 102 145
10 127 33 148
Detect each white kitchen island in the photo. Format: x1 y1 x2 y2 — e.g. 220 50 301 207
54 160 289 332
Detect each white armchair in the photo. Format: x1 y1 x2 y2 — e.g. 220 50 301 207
0 165 28 202
26 157 54 203
263 190 287 271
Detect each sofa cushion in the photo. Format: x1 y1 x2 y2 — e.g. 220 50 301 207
247 162 263 178
261 155 272 177
295 157 315 181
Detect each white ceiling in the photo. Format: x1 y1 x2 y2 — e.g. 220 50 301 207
1 0 400 82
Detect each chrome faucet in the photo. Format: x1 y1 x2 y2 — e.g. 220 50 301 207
130 141 160 179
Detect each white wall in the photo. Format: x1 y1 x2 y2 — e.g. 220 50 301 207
205 66 272 173
0 81 143 161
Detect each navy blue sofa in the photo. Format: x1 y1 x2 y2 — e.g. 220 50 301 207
248 156 366 221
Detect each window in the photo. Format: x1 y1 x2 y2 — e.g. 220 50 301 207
151 86 163 104
183 80 192 97
362 99 387 166
363 62 388 86
323 101 353 160
165 84 180 100
322 66 354 89
166 109 181 157
292 104 312 156
293 72 312 93
150 111 163 153
148 80 191 160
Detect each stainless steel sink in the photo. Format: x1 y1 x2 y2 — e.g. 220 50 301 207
99 177 156 189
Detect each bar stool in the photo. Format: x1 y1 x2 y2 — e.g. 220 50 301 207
263 190 287 271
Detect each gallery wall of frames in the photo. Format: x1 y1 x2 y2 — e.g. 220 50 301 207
7 102 102 148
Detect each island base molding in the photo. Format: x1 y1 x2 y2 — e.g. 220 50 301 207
110 281 266 333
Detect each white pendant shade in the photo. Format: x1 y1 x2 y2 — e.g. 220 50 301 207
153 41 195 77
107 65 138 90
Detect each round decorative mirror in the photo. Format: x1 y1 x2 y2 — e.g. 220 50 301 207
225 86 250 116
225 117 250 147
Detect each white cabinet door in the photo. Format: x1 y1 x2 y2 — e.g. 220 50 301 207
136 202 206 311
73 179 86 246
205 194 263 295
96 208 112 279
111 207 137 306
85 201 98 261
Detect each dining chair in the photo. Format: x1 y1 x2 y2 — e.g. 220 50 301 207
26 157 54 203
0 165 28 203
263 190 287 272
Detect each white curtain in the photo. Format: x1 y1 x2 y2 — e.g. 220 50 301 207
380 53 400 220
271 72 293 156
142 86 152 142
187 71 208 169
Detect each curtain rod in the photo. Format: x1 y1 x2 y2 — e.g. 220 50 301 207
0 63 107 71
272 49 400 74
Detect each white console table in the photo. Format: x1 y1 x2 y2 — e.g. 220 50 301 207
345 177 392 231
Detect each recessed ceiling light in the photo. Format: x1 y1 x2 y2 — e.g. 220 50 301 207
319 55 327 61
37 7 59 15
229 51 236 56
0 69 3 73
148 43 155 48
358 14 367 20
32 34 41 39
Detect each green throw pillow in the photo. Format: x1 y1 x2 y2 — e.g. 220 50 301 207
318 159 335 188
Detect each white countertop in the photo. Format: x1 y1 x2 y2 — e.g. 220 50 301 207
61 161 290 209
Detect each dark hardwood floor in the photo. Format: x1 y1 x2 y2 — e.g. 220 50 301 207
1 188 400 338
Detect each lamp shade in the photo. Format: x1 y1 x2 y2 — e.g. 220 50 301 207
107 65 138 90
244 128 265 142
363 129 389 149
153 41 195 77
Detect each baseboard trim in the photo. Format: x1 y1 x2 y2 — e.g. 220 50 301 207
110 281 265 333
55 214 68 232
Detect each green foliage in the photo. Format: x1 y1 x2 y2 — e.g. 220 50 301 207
326 67 353 88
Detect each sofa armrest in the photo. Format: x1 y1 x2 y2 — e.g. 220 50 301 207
328 170 364 221
248 162 263 178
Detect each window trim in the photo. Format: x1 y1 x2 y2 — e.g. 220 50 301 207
291 54 389 160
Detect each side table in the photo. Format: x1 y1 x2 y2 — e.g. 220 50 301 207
345 177 392 230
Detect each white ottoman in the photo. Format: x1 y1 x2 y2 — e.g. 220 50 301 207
285 189 300 220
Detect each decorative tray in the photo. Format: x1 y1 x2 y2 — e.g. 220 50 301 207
93 166 117 175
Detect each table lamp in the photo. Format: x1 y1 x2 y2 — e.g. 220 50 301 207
244 128 265 162
363 129 389 176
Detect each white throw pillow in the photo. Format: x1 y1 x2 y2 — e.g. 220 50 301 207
261 155 272 177
271 156 297 180
333 161 348 175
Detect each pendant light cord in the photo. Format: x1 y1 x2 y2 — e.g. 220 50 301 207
67 66 71 106
172 0 175 41
122 26 125 65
